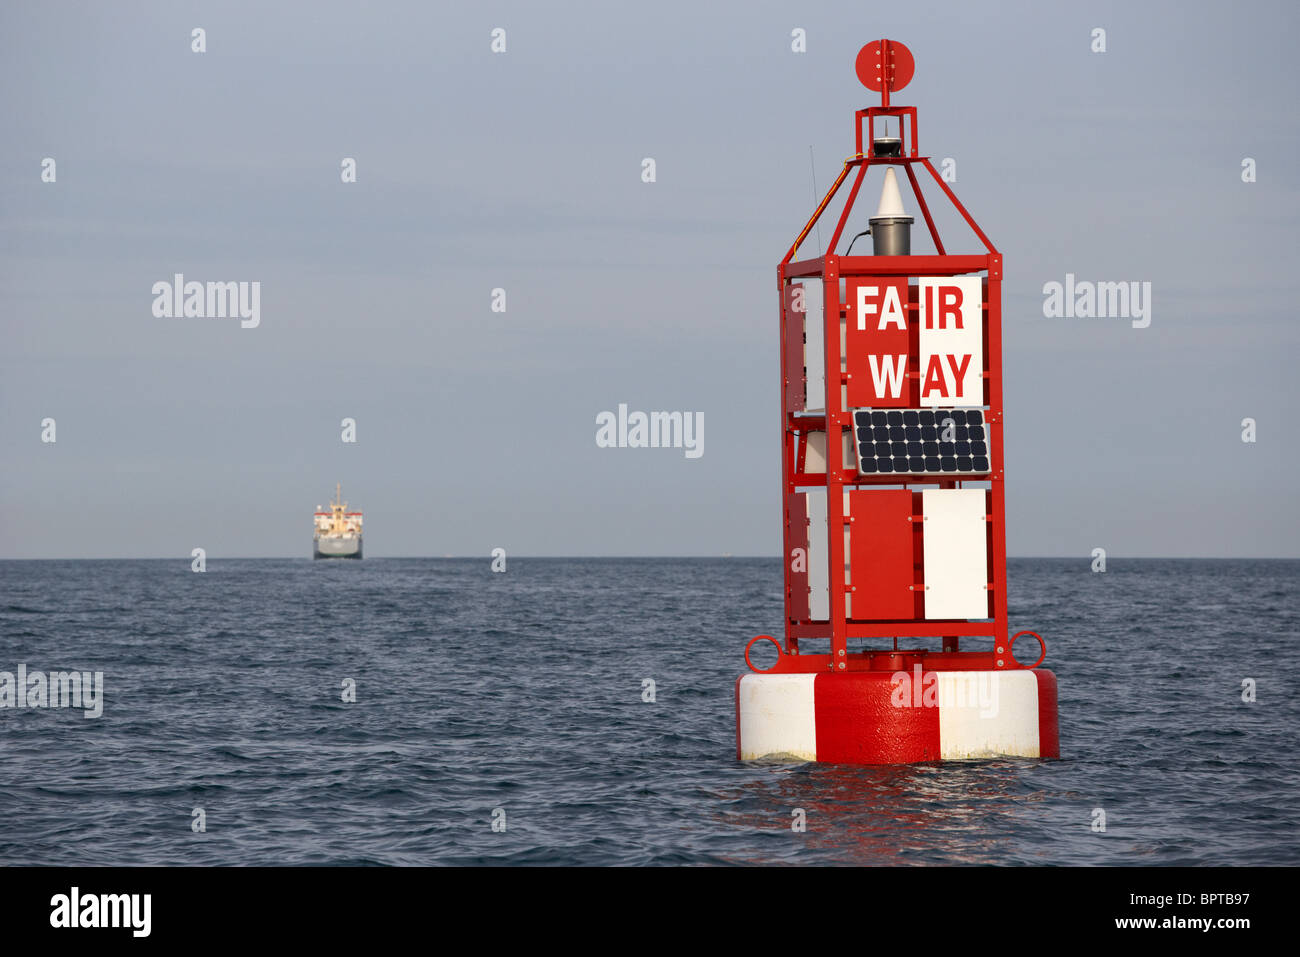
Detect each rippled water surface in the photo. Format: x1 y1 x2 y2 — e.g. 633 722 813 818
1 558 1296 865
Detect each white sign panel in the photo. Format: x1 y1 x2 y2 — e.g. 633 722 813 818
917 275 983 408
922 488 988 619
805 490 852 620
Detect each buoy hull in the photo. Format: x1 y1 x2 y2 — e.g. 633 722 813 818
736 669 1059 764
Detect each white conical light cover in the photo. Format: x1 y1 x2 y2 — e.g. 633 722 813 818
874 168 907 217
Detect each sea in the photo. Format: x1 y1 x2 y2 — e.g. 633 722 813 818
0 557 1296 866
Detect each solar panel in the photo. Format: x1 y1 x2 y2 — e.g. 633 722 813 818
852 408 991 476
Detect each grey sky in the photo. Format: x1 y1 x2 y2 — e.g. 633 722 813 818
2 1 1297 558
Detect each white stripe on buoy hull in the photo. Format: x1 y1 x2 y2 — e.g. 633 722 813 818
736 673 818 762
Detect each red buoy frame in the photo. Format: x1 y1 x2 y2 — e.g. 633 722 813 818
735 39 1061 765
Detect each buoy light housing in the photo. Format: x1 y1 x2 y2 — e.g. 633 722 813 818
867 167 914 256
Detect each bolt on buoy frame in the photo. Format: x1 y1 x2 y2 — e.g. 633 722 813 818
765 44 1040 677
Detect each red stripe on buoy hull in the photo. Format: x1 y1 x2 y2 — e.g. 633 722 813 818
813 672 940 763
1034 668 1060 759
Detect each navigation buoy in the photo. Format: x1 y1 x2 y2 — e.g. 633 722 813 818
737 39 1060 764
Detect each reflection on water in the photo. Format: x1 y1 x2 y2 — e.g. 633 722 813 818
714 760 1052 864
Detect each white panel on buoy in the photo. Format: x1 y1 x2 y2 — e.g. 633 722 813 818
921 488 987 619
805 490 852 620
804 430 856 474
737 673 817 762
800 280 847 412
802 280 826 411
917 275 983 408
937 671 1041 759
807 491 827 619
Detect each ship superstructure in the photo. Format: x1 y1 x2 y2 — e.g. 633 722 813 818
313 483 363 559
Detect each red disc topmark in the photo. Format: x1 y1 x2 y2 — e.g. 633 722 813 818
856 39 915 93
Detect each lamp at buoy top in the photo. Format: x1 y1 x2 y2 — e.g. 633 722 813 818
868 168 913 256
736 38 1060 765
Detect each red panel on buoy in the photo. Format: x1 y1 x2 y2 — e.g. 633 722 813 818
849 489 915 619
846 278 911 407
814 673 939 764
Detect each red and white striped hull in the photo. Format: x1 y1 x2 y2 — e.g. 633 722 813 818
736 669 1059 764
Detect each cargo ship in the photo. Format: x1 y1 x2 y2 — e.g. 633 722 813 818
313 484 363 559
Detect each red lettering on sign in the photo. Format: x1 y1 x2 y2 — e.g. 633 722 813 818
940 287 963 328
922 354 948 398
924 285 964 329
944 353 971 398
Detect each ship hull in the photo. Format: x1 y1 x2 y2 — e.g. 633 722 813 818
314 537 362 559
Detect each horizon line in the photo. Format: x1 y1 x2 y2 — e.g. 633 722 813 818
1 555 1297 562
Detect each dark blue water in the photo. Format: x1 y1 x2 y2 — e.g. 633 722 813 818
0 558 1296 865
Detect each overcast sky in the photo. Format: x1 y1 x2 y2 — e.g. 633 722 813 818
2 1 1297 558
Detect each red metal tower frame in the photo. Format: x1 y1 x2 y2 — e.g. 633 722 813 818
754 40 1042 678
